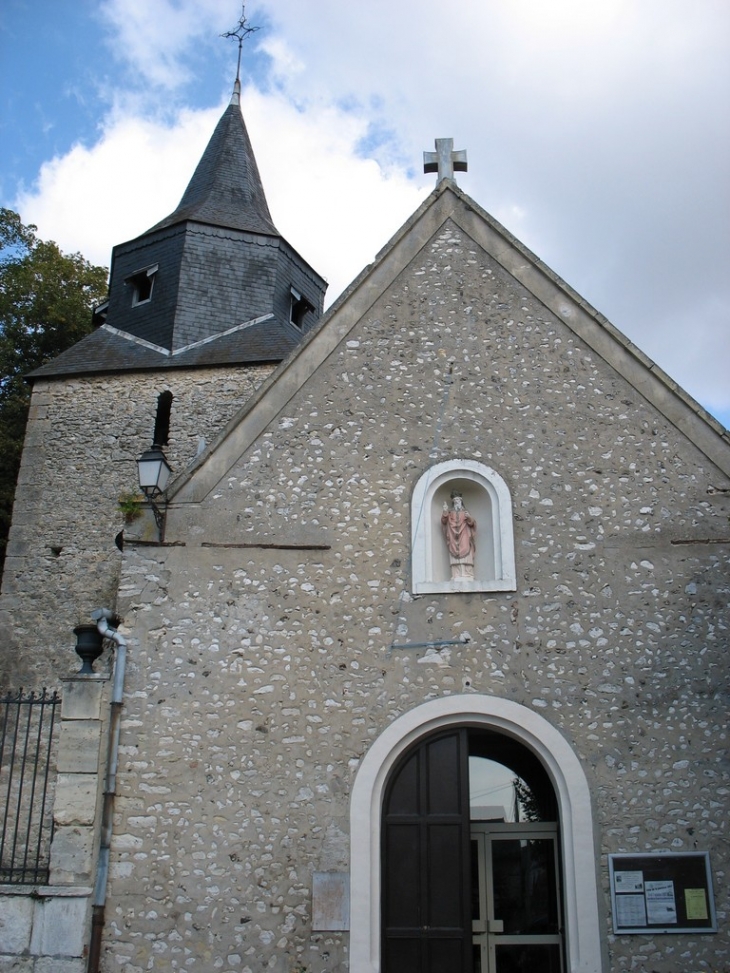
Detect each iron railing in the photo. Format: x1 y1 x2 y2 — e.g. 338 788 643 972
0 689 61 884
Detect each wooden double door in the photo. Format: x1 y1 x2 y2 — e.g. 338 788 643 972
382 728 564 973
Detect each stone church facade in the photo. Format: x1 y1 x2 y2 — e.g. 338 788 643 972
0 82 728 973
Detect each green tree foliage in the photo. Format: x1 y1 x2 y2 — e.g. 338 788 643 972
0 209 108 577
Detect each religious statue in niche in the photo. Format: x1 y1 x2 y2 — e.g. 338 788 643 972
441 490 477 579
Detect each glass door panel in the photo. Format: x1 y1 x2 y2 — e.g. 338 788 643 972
492 838 560 935
471 825 564 973
494 944 562 973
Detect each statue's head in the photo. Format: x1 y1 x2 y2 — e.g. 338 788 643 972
450 490 463 510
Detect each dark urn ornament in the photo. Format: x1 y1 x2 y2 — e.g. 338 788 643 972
74 624 105 674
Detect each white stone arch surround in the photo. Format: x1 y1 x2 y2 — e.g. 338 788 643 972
349 695 604 973
411 459 516 593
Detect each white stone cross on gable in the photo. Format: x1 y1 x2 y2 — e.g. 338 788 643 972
423 138 468 185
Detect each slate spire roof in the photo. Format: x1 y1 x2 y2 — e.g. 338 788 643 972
31 81 326 379
147 80 278 238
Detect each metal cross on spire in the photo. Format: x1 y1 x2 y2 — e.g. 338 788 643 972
423 138 468 185
222 4 260 83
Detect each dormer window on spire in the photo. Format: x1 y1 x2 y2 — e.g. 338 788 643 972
289 287 314 329
128 264 158 307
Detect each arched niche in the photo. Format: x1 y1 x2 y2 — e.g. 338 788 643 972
411 460 516 594
349 695 604 973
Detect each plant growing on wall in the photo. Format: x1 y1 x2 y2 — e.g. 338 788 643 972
117 491 143 523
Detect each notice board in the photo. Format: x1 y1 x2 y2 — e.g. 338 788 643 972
609 853 717 934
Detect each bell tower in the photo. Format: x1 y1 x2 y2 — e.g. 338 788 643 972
34 78 326 378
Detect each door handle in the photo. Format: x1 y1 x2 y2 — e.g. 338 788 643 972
488 919 504 933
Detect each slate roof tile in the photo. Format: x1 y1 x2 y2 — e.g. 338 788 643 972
144 92 277 238
29 320 299 379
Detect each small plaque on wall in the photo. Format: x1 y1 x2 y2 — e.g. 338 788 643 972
312 871 350 931
609 853 717 934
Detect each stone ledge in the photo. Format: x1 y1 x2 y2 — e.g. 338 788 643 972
0 886 92 897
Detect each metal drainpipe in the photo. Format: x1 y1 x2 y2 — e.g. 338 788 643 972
87 608 127 973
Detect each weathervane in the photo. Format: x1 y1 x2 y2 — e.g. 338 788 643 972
222 4 260 82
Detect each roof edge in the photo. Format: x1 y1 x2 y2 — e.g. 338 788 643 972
443 185 730 458
167 183 730 503
28 357 285 383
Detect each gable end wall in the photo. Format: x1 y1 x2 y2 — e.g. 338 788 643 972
103 221 730 971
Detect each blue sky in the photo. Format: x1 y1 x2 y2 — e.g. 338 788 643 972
1 0 729 428
1 1 253 196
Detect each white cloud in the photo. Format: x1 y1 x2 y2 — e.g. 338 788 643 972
242 88 425 297
98 0 230 89
12 0 730 423
15 85 424 304
15 107 218 267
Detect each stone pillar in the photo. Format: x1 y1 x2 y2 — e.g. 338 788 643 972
36 674 107 968
0 674 108 971
49 675 107 885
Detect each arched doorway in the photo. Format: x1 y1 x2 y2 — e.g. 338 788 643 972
381 728 564 973
349 696 603 973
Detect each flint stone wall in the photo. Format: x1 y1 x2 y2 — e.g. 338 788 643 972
0 365 273 689
102 224 730 971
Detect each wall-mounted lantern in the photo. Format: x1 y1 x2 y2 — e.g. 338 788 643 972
136 443 172 541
